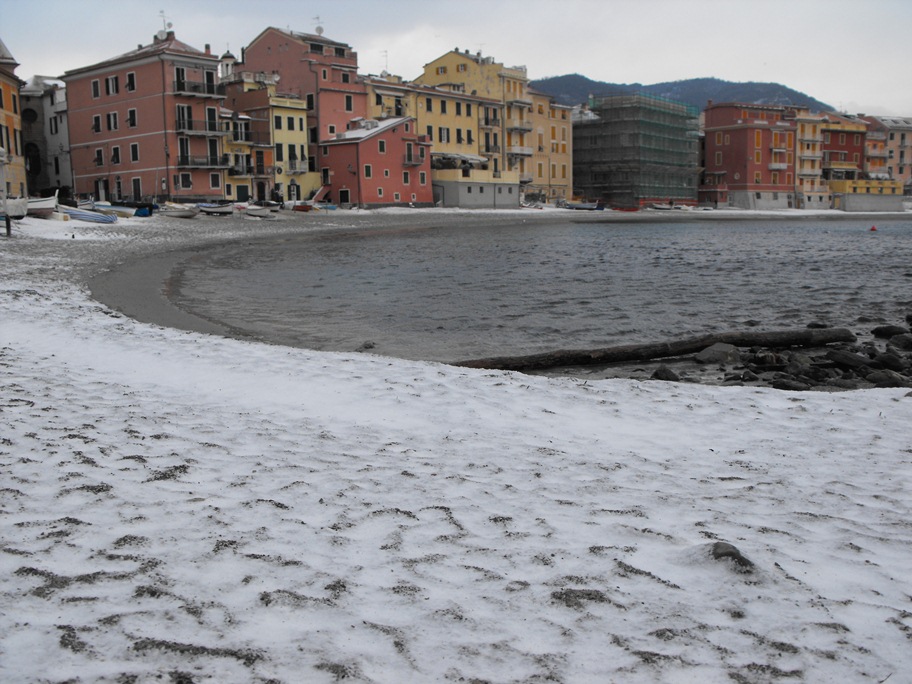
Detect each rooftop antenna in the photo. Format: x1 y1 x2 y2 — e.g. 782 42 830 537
159 10 172 31
313 16 324 35
382 50 388 72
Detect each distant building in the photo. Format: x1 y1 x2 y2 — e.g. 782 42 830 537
20 75 72 196
793 108 830 208
63 30 228 203
0 35 27 199
861 115 912 194
576 94 699 208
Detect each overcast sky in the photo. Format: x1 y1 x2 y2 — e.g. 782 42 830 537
4 0 911 115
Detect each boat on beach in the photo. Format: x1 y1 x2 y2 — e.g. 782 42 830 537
94 201 138 218
1 197 29 219
158 203 200 219
245 204 274 218
27 191 59 218
198 202 235 216
60 206 118 223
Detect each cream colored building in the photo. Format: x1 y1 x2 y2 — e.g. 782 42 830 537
792 109 830 208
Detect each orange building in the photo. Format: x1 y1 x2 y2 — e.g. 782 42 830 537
0 36 27 199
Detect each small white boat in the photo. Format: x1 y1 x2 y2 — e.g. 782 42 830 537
198 202 234 216
245 204 273 218
1 197 28 219
159 204 200 219
61 206 118 223
27 191 59 218
94 201 137 218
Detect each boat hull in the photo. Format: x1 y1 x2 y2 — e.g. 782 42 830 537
61 206 118 223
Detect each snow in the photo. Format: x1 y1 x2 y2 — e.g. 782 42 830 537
1 210 911 682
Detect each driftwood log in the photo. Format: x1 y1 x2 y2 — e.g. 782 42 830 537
453 328 857 372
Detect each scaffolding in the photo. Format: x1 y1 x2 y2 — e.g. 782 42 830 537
573 94 700 208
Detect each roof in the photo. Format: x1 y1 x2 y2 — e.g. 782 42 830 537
323 117 419 144
63 31 216 78
0 35 20 78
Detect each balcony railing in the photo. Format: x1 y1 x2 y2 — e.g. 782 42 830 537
479 116 502 128
285 159 308 174
507 119 533 132
176 118 228 135
173 79 225 97
507 145 533 157
403 154 424 166
229 130 272 145
768 163 788 170
176 154 231 168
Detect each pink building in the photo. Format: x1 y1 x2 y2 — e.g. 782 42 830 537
240 27 368 198
320 117 433 207
63 30 227 203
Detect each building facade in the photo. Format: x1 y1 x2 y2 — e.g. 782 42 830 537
862 115 912 193
576 94 700 208
0 36 27 199
319 116 433 207
63 30 228 203
20 75 73 197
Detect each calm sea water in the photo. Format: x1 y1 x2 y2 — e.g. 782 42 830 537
169 217 912 363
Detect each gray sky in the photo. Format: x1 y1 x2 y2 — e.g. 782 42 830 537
4 0 911 115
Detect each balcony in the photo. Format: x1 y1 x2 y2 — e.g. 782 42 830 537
482 145 501 155
479 116 501 128
768 163 788 170
403 154 424 167
229 165 273 177
228 165 253 177
506 97 532 108
507 145 533 157
176 154 231 168
285 159 308 175
229 130 272 146
175 119 228 135
507 119 533 132
173 79 225 98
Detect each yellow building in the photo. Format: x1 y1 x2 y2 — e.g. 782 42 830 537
792 109 830 208
529 89 573 203
221 68 313 203
416 48 572 205
0 36 27 200
365 72 516 207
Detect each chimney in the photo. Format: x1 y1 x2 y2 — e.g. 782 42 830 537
205 43 211 55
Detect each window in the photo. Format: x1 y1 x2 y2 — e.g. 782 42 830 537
466 104 472 117
328 125 336 135
364 164 372 178
384 169 390 177
345 95 353 111
715 151 722 166
436 66 447 75
456 102 462 116
456 129 463 144
438 127 450 143
50 116 59 135
275 144 284 162
92 115 101 133
754 150 761 164
274 115 282 130
127 108 137 127
130 143 139 162
92 80 100 98
111 146 121 164
126 72 136 92
403 171 410 184
377 187 384 197
375 93 383 106
419 171 426 185
440 100 447 114
287 116 294 130
306 93 315 110
394 192 400 201
322 68 328 80
94 148 104 166
378 140 386 153
854 134 861 145
754 171 762 183
426 125 433 141
466 130 473 145
341 72 350 84
180 172 192 188
715 132 722 145
105 75 119 95
426 97 433 112
106 112 118 131
839 133 846 144
755 130 762 148
210 173 221 189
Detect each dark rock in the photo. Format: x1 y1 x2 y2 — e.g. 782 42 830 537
806 321 830 329
827 377 865 390
874 352 909 373
694 342 740 365
651 365 680 382
710 542 754 573
872 325 909 339
771 378 811 391
740 370 760 382
865 369 912 388
887 333 912 352
826 349 874 370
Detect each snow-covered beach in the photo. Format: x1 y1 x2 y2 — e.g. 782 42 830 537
2 208 911 683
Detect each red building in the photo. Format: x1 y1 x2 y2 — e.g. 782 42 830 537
63 30 228 203
239 27 368 197
701 102 796 209
320 117 433 207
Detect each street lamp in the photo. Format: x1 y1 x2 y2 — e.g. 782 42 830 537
0 146 10 237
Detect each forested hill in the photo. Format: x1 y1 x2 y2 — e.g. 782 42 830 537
529 74 833 112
